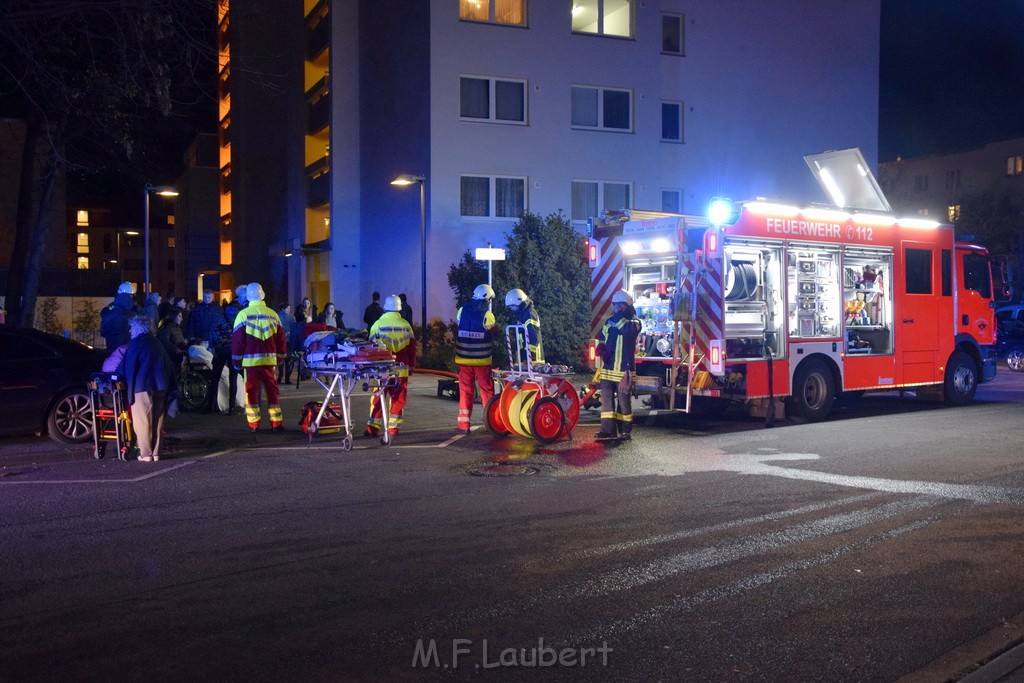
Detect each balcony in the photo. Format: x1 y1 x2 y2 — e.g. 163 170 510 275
307 169 331 208
306 2 330 61
306 78 330 134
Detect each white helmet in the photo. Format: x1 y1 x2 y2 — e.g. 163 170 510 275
246 282 265 302
383 294 402 312
117 281 136 295
473 284 495 301
612 289 634 306
505 288 528 307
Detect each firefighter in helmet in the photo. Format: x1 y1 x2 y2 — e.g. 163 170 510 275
504 288 543 365
230 282 287 432
454 284 497 434
365 294 416 437
595 289 641 441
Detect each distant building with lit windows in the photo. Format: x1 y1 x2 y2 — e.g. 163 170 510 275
218 0 881 322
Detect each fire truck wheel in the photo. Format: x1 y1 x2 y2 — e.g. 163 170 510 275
944 351 978 405
788 359 835 422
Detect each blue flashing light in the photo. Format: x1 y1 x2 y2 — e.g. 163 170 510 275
708 198 735 227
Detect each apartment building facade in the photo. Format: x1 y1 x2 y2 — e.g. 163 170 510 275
220 0 881 324
878 136 1024 280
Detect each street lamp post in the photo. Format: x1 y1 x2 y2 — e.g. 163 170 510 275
143 184 179 296
390 174 427 332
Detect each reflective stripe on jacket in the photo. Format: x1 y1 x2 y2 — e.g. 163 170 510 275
455 300 495 366
231 301 287 368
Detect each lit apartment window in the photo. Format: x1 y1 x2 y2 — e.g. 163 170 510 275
168 237 176 248
914 175 928 192
948 205 961 222
571 180 631 224
76 210 89 226
460 175 526 218
662 13 684 54
571 85 632 131
460 76 526 124
572 0 633 38
459 0 525 26
661 101 683 142
77 256 89 270
916 208 930 217
77 232 89 254
661 189 682 213
1007 155 1023 176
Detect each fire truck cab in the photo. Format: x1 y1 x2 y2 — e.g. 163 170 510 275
587 149 1007 421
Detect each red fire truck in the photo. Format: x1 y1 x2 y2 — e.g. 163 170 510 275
587 149 1007 421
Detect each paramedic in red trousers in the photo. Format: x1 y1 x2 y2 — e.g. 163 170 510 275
231 282 287 432
505 288 543 364
455 284 497 434
595 289 641 441
364 295 416 437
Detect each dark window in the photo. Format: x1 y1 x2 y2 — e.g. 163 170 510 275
905 248 932 294
941 249 951 296
963 252 992 298
0 335 54 361
603 90 630 130
662 13 683 54
460 78 489 119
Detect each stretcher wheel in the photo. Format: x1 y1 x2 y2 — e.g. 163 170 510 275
530 397 566 444
93 442 106 459
342 434 353 451
380 431 392 447
484 394 510 437
118 445 130 461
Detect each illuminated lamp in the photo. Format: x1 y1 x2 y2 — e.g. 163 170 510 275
707 198 735 227
651 237 672 253
620 240 641 256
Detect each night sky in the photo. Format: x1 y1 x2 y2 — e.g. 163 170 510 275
879 0 1024 161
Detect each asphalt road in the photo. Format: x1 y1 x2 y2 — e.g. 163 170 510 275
2 370 1024 681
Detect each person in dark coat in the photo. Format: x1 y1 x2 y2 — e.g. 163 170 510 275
157 309 187 369
116 315 177 462
224 285 248 330
142 292 161 328
202 309 239 414
399 293 413 325
363 291 384 329
100 282 137 349
277 302 297 384
188 289 220 345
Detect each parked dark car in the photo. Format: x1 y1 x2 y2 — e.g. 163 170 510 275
996 316 1024 373
0 327 108 442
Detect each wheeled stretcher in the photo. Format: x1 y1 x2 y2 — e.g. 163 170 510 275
88 372 134 460
305 360 403 451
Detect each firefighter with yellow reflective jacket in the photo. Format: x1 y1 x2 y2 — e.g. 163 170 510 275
504 288 543 365
595 289 641 441
365 294 416 437
231 282 287 432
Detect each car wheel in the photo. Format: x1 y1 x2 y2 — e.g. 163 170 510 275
47 388 94 443
1006 346 1024 372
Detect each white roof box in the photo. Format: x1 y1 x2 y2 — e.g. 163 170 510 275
804 148 892 212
